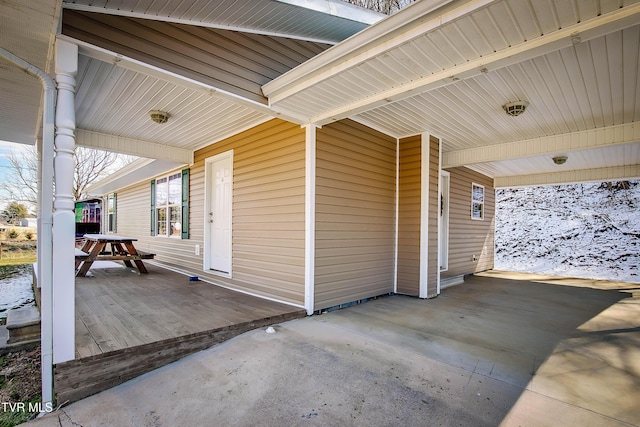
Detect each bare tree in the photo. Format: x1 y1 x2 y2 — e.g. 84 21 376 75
343 0 415 15
1 145 135 211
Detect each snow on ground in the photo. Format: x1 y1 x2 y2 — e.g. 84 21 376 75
495 180 640 284
0 264 35 319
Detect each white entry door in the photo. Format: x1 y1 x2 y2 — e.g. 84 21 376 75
206 151 233 275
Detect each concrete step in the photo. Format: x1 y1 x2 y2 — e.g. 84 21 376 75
0 325 8 347
6 306 40 345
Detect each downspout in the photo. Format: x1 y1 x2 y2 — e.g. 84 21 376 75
0 47 56 406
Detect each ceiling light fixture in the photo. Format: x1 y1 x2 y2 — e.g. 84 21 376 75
503 100 529 117
552 155 568 165
149 110 170 124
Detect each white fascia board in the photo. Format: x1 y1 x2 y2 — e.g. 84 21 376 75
494 165 640 188
443 123 640 168
76 129 194 164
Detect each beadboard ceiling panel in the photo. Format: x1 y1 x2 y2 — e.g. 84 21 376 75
266 0 640 131
75 55 271 152
355 26 640 149
265 0 640 184
1 0 379 148
0 0 60 144
467 142 640 181
2 0 639 188
63 0 383 44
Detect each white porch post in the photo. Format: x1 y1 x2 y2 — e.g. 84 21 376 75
52 39 78 364
419 133 429 298
304 125 317 315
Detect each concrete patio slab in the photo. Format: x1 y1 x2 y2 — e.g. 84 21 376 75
23 271 639 426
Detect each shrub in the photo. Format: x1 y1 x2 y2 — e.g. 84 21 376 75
7 229 19 239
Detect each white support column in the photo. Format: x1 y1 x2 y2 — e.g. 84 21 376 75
419 133 429 298
394 138 399 294
52 39 78 364
436 140 443 296
304 125 317 315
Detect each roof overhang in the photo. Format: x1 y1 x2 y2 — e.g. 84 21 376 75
62 0 384 44
263 0 640 187
0 0 61 145
3 0 639 190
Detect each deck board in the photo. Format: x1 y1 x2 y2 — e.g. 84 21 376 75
55 263 306 403
73 263 304 356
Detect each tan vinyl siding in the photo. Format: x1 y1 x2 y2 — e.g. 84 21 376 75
442 167 495 279
62 10 330 104
314 119 396 310
115 119 306 306
397 135 421 296
426 136 440 298
115 181 198 266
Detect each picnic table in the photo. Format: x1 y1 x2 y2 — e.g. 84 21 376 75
75 234 155 277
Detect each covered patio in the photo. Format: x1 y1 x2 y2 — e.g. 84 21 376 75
55 263 305 403
32 270 640 426
1 0 639 409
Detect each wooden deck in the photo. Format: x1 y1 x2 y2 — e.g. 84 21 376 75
54 263 306 403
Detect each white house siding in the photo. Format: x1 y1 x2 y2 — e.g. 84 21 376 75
115 119 307 307
314 119 396 310
441 166 495 279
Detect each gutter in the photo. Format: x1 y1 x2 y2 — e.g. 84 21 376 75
0 47 56 407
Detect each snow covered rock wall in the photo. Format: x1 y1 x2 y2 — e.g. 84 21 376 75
495 180 639 283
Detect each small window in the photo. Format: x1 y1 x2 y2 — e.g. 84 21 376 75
155 172 183 238
107 193 116 232
471 183 484 220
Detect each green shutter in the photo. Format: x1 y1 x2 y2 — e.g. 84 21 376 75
75 202 82 223
112 193 117 233
181 168 190 239
150 180 156 236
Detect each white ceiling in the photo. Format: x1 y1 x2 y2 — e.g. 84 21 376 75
471 141 640 187
1 0 639 189
0 0 60 144
0 0 381 191
74 54 272 155
265 0 640 185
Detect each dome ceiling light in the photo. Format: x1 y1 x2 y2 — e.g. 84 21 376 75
552 155 568 165
503 100 529 117
149 110 170 124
